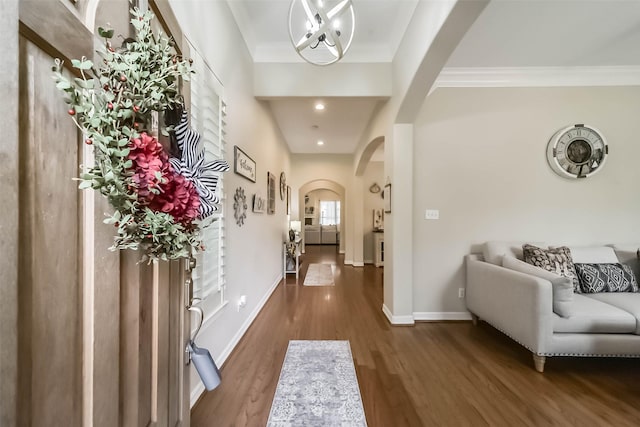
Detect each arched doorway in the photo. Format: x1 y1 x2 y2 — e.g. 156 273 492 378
297 180 346 256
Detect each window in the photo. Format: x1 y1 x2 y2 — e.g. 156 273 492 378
188 42 227 320
319 200 340 226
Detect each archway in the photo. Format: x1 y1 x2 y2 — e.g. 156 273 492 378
298 180 346 256
355 135 384 178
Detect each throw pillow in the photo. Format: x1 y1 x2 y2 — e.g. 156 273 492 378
502 256 574 318
522 244 580 293
574 263 639 293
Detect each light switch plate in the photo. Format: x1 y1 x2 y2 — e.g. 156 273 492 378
425 209 439 220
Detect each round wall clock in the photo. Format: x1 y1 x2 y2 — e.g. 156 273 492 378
279 172 287 200
546 124 608 179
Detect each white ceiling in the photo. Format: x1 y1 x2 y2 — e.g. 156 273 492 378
446 1 640 68
228 0 419 63
227 1 640 155
268 98 382 153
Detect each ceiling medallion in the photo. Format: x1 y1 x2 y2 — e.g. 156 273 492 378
288 0 355 66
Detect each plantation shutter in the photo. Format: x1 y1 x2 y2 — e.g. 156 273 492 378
188 42 227 319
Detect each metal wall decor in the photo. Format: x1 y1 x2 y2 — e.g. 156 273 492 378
233 187 248 226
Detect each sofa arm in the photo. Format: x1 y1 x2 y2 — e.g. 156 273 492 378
465 256 553 354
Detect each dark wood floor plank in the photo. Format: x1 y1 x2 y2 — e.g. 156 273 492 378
191 246 640 426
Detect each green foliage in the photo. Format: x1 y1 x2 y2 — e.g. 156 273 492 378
53 8 201 262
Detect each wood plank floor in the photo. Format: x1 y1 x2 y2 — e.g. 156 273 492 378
191 246 640 426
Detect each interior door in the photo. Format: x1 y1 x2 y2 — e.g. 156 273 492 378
4 1 192 425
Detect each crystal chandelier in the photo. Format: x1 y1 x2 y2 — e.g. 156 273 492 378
288 0 356 66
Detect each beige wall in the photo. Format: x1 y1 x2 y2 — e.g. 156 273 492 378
291 154 355 257
362 162 384 263
169 0 291 403
413 86 640 314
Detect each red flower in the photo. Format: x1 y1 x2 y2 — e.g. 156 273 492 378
127 132 200 225
150 171 200 225
128 132 171 201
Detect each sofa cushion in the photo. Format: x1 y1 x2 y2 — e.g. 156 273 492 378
502 256 573 318
523 244 580 293
552 294 637 333
483 241 546 266
566 246 619 264
575 263 639 293
585 293 640 334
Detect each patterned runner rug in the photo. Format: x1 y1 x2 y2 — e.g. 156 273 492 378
267 340 367 426
303 263 335 286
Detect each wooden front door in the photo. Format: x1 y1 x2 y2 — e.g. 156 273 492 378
1 1 192 425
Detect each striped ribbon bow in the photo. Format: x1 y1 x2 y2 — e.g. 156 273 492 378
169 110 229 220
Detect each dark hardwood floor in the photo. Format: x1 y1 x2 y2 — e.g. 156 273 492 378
192 245 640 426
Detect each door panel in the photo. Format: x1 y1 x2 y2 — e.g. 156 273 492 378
18 36 82 426
12 0 193 426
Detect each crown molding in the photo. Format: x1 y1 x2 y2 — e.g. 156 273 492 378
433 66 640 92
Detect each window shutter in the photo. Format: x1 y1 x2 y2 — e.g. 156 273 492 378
188 42 227 319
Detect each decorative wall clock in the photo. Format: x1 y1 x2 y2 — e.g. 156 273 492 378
234 187 247 226
546 124 608 179
279 172 287 200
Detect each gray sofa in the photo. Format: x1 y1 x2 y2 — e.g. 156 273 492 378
466 242 640 372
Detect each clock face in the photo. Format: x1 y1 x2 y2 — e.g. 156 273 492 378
546 124 608 179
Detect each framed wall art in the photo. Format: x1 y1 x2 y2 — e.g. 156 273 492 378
234 146 256 182
253 193 266 213
384 183 391 213
267 172 276 214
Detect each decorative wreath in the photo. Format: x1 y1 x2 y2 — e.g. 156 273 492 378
52 8 228 262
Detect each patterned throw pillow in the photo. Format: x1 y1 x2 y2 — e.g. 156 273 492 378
574 263 639 293
523 244 580 292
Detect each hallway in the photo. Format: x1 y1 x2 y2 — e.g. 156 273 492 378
191 246 640 426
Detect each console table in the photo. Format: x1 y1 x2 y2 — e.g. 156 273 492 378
283 237 302 279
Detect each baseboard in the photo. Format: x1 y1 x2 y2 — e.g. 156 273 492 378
190 273 283 408
339 250 345 254
353 261 364 267
364 259 374 264
190 382 205 408
413 311 472 321
344 259 353 265
382 304 415 325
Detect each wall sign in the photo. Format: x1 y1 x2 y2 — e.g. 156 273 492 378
234 146 256 182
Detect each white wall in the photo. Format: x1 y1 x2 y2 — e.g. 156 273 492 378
362 162 384 263
169 0 291 404
413 86 640 315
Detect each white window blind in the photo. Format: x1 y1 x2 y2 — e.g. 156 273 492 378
188 42 227 319
319 201 340 225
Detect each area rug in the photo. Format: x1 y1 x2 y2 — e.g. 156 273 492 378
303 263 335 286
267 340 367 426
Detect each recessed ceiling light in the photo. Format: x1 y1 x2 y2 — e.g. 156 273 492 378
315 103 325 111
317 140 324 146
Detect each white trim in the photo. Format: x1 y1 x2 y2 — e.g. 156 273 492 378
382 304 415 325
190 382 205 408
433 66 640 93
413 312 472 321
339 250 345 254
344 259 353 265
190 274 283 408
353 262 364 267
364 259 374 264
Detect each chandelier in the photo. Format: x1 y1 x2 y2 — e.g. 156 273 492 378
288 0 356 66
